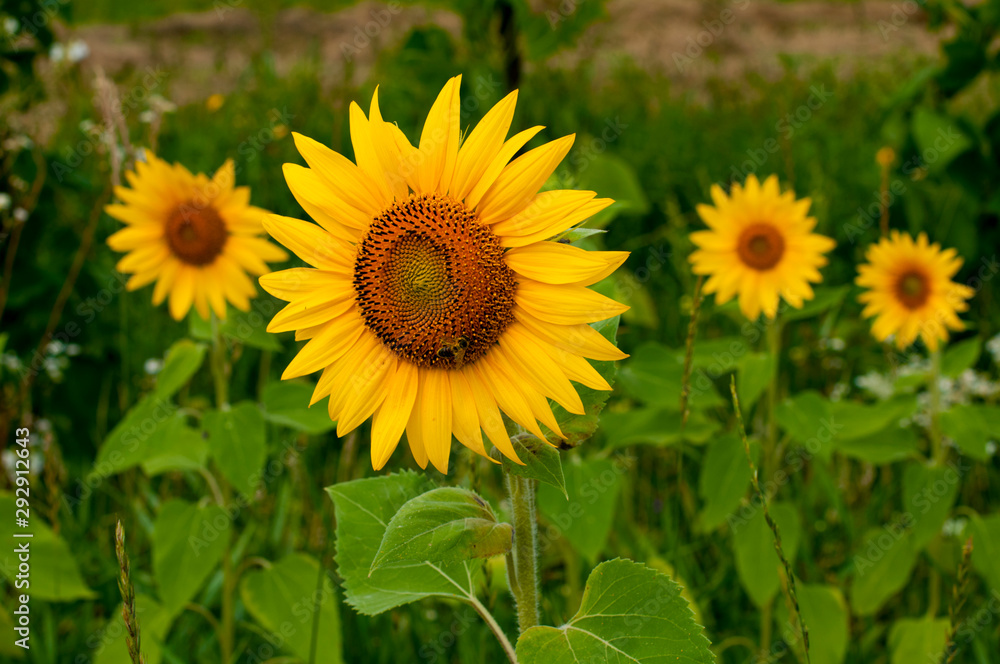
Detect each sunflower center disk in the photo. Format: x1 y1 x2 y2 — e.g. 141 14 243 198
737 223 785 271
354 193 517 369
165 203 228 266
896 270 930 310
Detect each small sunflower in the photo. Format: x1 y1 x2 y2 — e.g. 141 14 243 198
689 174 835 320
856 231 974 351
260 76 629 473
106 154 288 320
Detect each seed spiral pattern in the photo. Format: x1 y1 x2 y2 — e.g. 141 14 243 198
737 223 786 271
353 193 517 369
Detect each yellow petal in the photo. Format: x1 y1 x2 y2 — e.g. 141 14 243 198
504 242 629 286
370 361 419 470
280 312 365 379
259 268 352 301
416 75 462 195
495 193 613 247
498 324 584 415
349 101 395 203
262 214 355 270
291 132 388 215
514 307 627 361
336 344 396 436
449 368 487 458
462 365 521 464
465 126 544 209
267 293 355 334
477 134 575 225
168 267 196 320
516 279 629 325
282 164 369 237
450 90 518 201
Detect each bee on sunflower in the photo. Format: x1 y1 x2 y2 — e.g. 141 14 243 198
106 154 288 320
688 174 836 320
260 76 630 473
856 230 974 351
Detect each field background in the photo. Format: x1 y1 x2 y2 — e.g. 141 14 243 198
1 0 999 663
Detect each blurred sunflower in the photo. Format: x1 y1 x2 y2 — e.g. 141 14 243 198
856 230 973 351
689 174 835 320
261 75 629 473
106 154 287 320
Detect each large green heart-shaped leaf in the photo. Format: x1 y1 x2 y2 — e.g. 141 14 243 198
152 500 229 617
849 527 919 616
516 559 713 663
371 487 512 571
326 473 482 616
240 553 343 663
203 402 267 497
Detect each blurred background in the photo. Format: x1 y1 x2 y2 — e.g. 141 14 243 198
1 0 999 663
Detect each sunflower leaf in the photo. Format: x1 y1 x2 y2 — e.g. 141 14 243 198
515 559 714 664
371 488 512 571
203 402 267 498
497 434 567 498
327 473 483 615
546 315 622 448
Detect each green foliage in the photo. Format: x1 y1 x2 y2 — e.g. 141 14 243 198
94 594 172 664
371 487 512 571
731 502 801 608
202 402 267 497
327 473 482 615
260 380 337 434
696 432 753 532
499 434 568 498
849 528 919 616
239 553 344 664
889 617 948 664
516 559 714 664
152 500 229 616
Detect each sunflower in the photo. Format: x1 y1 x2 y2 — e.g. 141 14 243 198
260 76 629 473
688 174 835 320
106 153 288 321
856 231 974 351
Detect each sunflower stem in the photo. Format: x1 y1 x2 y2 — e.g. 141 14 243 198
765 316 782 484
929 349 945 465
505 469 539 634
209 315 236 663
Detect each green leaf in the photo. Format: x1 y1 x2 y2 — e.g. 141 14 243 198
778 584 848 664
617 341 685 408
731 502 801 608
499 435 567 498
94 594 173 664
902 461 960 549
240 553 343 664
260 381 336 434
834 425 920 464
889 617 949 664
911 108 973 173
515 559 713 664
538 455 625 564
849 527 919 616
203 403 267 497
780 286 850 322
557 227 606 244
572 154 650 228
737 352 775 411
941 337 981 377
155 339 207 398
371 488 512 571
828 397 917 440
326 472 480 615
140 423 207 476
939 404 1000 460
775 391 836 461
0 603 24 659
153 500 229 617
546 316 622 448
601 407 718 449
697 432 753 532
0 494 96 601
93 394 186 478
967 513 1000 594
189 308 283 351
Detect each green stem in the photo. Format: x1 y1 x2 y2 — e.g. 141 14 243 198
506 471 539 634
210 314 230 411
470 597 518 664
765 317 782 484
209 315 235 663
929 350 945 465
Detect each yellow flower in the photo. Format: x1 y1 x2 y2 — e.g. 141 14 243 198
856 230 974 351
206 94 225 112
106 153 288 321
260 76 629 473
876 146 896 168
688 174 835 320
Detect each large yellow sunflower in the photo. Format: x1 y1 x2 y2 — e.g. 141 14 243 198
856 230 974 351
689 174 835 320
260 76 629 473
106 154 288 320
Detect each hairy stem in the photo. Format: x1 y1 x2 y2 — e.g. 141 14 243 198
506 470 539 634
